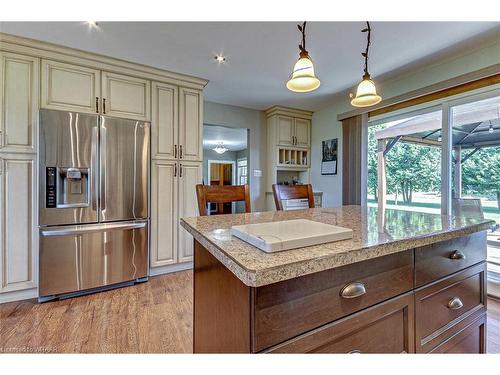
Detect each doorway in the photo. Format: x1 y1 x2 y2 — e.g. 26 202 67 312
202 124 249 214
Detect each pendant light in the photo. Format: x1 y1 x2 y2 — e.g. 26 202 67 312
286 22 320 93
350 22 382 107
213 142 228 154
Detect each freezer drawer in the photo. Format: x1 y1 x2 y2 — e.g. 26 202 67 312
39 221 148 297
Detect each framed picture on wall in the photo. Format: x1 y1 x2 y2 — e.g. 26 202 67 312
321 138 338 175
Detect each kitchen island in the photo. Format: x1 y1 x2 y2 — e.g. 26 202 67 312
180 206 495 353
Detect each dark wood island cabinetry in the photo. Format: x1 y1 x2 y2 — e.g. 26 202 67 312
181 206 494 353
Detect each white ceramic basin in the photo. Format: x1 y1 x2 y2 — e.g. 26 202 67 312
231 219 353 253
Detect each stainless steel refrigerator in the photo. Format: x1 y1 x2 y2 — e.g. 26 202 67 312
38 109 149 301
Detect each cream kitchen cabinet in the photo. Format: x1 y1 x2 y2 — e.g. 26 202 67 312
41 59 101 114
150 160 178 267
152 83 203 162
101 71 151 121
294 118 311 148
177 162 202 263
276 115 310 148
150 160 201 269
179 87 203 162
41 60 151 121
151 81 178 160
0 52 39 153
0 153 38 297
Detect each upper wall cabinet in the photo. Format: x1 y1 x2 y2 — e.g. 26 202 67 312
179 87 203 162
41 60 151 121
294 118 311 148
152 81 178 159
101 71 151 121
41 59 100 114
0 52 39 153
277 116 295 146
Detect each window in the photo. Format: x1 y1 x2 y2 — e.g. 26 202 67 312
237 158 248 185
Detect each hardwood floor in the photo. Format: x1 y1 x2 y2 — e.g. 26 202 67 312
1 271 500 354
0 271 193 353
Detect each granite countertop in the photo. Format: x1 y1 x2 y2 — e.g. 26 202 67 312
180 205 495 287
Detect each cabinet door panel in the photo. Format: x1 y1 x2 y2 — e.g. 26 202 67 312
102 71 151 121
178 162 202 262
1 53 39 153
152 82 178 159
150 160 178 267
179 88 203 161
41 59 100 114
0 154 37 293
294 118 310 148
276 116 294 146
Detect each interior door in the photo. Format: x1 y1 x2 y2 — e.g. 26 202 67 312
99 116 149 222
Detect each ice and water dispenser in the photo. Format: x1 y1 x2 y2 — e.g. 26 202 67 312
45 167 90 208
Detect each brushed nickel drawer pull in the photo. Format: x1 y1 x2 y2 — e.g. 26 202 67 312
340 282 366 299
348 350 362 354
449 250 466 260
447 297 464 310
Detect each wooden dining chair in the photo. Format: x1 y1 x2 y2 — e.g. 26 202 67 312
272 184 315 211
196 184 251 216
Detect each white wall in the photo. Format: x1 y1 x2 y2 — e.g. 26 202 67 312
311 39 500 208
203 101 267 211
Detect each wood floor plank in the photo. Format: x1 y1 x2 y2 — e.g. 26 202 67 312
1 271 498 353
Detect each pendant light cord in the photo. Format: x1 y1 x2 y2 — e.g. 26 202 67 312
298 21 307 55
362 21 371 79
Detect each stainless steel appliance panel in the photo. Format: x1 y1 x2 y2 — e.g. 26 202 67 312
39 221 148 297
39 110 99 226
99 116 149 222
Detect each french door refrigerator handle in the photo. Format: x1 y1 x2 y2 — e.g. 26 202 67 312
100 122 107 212
91 125 99 211
40 221 148 237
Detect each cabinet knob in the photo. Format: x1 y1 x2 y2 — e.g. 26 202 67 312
340 282 366 299
447 297 464 310
449 250 466 260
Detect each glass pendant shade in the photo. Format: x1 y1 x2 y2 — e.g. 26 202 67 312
286 53 320 93
351 75 382 107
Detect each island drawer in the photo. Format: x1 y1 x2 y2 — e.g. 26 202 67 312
415 232 486 287
414 262 486 353
253 250 413 352
265 292 415 353
429 313 486 354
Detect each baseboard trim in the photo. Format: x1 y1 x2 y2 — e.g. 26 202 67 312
150 262 193 276
0 288 38 304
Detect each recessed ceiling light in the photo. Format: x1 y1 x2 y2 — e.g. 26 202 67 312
85 21 99 29
214 55 226 63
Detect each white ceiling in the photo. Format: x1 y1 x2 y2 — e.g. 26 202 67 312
1 22 498 110
203 125 248 152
